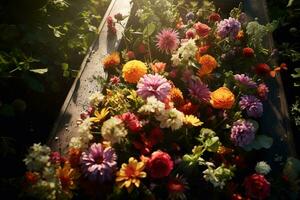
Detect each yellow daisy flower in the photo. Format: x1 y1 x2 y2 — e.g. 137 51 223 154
116 157 147 192
90 108 109 123
184 115 203 127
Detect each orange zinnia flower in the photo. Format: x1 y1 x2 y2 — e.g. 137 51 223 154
197 54 218 77
151 62 166 73
210 87 235 109
169 87 184 106
102 52 120 69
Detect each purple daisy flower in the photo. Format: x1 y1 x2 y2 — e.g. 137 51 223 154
231 119 256 147
217 17 241 39
137 74 171 101
156 28 179 54
234 74 257 88
239 95 263 118
81 143 117 182
188 79 211 103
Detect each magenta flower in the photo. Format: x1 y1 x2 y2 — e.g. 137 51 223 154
231 119 256 147
239 95 263 118
156 28 179 54
188 79 211 103
81 143 117 182
234 74 257 88
117 112 142 132
137 74 171 101
217 17 241 39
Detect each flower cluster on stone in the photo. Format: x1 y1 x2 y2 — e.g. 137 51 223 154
22 1 288 199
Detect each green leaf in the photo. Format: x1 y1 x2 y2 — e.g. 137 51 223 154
287 0 294 7
243 134 273 151
22 73 45 93
29 68 48 74
61 63 69 71
143 23 156 37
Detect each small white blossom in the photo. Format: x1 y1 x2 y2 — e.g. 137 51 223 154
101 117 128 144
177 39 198 61
69 137 83 149
138 96 165 115
156 108 184 130
89 91 104 106
255 161 271 175
23 143 51 172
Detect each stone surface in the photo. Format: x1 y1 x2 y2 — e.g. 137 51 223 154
48 0 132 153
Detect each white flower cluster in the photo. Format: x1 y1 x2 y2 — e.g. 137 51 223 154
138 96 165 115
101 117 128 144
255 161 271 175
156 108 185 131
89 91 104 106
23 143 51 172
203 164 234 189
23 143 66 200
172 39 198 65
139 96 185 131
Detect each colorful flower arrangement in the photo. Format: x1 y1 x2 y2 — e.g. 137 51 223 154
22 1 300 199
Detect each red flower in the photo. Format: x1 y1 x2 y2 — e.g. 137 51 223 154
117 112 142 132
68 148 82 168
138 43 147 54
148 150 174 178
254 63 271 76
110 76 120 85
186 28 196 39
126 50 135 60
25 171 39 185
193 22 211 37
244 173 270 200
208 12 221 22
243 47 254 57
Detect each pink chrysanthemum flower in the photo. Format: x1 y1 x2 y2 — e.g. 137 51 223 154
156 28 179 54
188 79 211 103
137 74 171 101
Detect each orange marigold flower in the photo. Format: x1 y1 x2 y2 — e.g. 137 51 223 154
57 162 78 195
116 157 147 192
122 60 147 83
169 87 184 106
210 87 235 109
197 54 218 77
151 62 166 73
102 52 120 69
68 148 82 168
236 30 244 40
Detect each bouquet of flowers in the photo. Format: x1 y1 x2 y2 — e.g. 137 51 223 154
22 1 300 199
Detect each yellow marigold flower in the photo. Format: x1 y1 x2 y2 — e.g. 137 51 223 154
102 52 120 69
116 157 147 192
210 87 235 109
184 115 203 126
197 54 217 77
90 108 109 123
122 60 147 83
169 87 184 106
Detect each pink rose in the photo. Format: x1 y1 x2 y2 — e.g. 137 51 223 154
148 150 173 178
